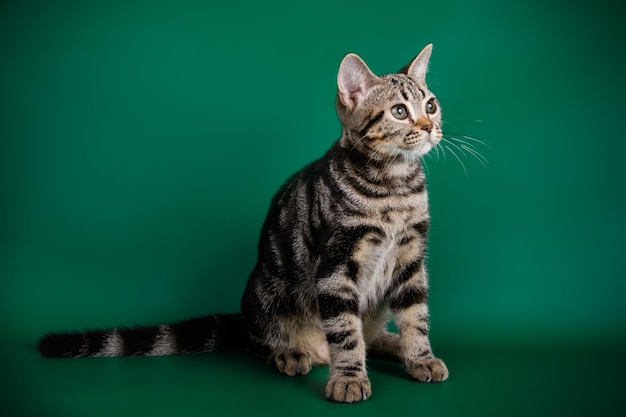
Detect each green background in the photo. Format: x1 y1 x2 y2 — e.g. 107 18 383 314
1 0 625 415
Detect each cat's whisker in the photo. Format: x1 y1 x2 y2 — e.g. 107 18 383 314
443 144 468 176
361 142 385 170
451 138 488 163
446 136 489 169
437 142 447 164
441 136 490 172
445 132 489 149
447 136 478 150
442 138 469 159
382 148 401 174
427 143 441 165
376 144 391 167
422 155 430 174
461 134 489 148
349 133 371 154
459 144 488 169
447 138 480 160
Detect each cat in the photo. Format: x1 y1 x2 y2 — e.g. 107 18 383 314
38 43 449 403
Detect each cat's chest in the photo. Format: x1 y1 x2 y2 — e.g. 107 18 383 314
352 205 428 313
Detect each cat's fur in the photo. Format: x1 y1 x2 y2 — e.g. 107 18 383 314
39 44 448 403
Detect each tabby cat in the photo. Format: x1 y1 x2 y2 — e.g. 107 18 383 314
39 43 449 403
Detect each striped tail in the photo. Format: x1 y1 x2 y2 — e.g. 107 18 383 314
38 313 246 358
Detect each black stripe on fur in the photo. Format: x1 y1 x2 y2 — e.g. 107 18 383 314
393 258 424 285
317 225 383 281
318 293 359 321
118 326 158 356
326 329 354 345
390 286 428 311
358 110 384 138
412 220 430 240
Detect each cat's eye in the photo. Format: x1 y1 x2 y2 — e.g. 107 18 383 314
425 98 437 114
391 104 409 120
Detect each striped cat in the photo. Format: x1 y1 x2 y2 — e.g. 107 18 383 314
39 44 448 403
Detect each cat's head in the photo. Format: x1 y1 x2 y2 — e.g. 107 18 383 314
336 44 441 162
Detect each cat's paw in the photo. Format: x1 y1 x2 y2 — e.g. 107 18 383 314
272 349 312 376
405 357 449 382
325 374 372 403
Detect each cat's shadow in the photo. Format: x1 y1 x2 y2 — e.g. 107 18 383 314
175 351 421 404
179 351 329 398
367 357 406 379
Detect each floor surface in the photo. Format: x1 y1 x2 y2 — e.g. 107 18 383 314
3 337 623 416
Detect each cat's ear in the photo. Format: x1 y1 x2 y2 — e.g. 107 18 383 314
400 43 433 82
337 53 379 111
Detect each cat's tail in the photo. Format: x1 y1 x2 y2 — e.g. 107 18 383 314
38 313 246 358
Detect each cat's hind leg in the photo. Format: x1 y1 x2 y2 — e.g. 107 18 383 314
363 307 403 362
269 319 330 376
367 330 402 362
242 268 328 376
245 313 329 376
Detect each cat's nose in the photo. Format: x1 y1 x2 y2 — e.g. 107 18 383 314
416 116 432 133
420 123 433 133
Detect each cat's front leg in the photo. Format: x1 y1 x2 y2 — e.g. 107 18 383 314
389 264 448 382
317 287 370 403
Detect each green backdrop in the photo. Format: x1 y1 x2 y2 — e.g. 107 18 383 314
1 0 624 416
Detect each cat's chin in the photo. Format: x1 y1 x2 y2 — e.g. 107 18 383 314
395 137 440 160
420 138 443 157
395 141 437 160
421 142 435 155
396 147 428 161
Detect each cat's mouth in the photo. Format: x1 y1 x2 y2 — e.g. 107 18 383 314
398 133 439 157
374 132 440 161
